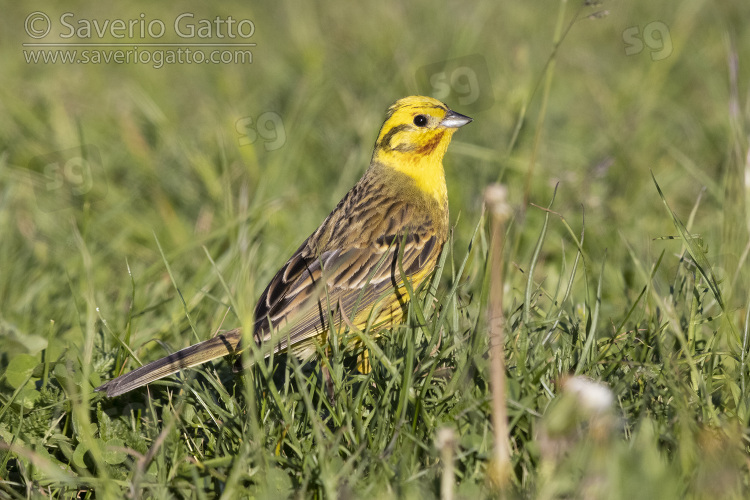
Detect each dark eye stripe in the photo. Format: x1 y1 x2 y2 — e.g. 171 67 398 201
377 124 409 150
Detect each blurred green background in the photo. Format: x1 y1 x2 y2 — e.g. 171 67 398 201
1 0 749 497
3 0 747 352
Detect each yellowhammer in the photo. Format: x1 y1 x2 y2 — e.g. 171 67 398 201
96 96 472 397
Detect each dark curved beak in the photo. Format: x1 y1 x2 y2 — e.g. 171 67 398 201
440 110 473 128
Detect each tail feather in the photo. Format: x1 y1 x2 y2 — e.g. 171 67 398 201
95 328 243 397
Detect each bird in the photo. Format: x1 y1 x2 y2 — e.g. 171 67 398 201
96 96 472 397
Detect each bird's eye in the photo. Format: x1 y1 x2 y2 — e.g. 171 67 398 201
413 115 428 127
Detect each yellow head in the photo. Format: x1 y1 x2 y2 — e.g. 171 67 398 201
371 96 472 202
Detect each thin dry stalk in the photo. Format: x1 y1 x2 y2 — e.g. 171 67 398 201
484 184 513 489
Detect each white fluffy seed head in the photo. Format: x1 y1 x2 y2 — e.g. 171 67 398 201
563 376 614 414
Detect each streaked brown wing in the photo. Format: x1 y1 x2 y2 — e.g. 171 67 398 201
253 230 440 355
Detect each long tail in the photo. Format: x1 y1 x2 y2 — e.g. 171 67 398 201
95 328 244 397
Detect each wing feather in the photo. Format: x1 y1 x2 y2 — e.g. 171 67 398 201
253 229 441 355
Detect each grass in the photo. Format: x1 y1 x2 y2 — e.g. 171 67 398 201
2 0 750 498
